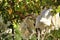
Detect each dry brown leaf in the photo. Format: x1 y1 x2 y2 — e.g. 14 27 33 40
7 8 12 14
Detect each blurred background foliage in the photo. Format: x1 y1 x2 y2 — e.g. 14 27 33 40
0 0 60 40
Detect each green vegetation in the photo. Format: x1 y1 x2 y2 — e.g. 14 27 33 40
0 0 60 40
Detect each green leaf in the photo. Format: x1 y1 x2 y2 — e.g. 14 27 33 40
56 5 60 12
